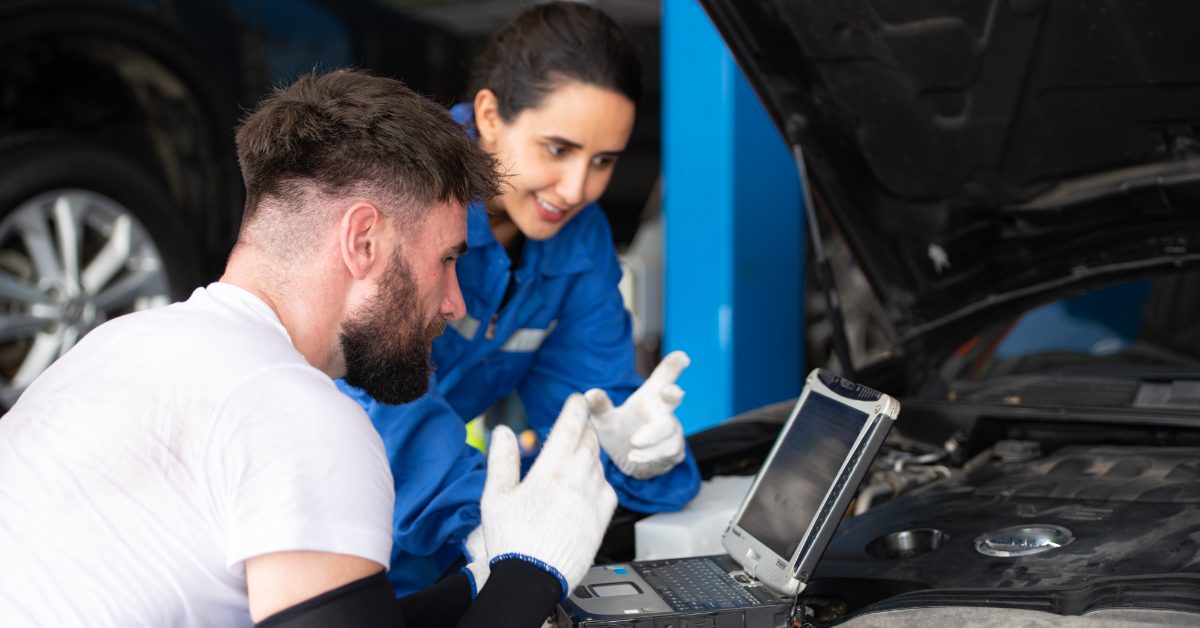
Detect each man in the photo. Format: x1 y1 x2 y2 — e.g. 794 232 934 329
0 69 616 627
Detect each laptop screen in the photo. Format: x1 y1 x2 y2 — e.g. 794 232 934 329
734 391 870 559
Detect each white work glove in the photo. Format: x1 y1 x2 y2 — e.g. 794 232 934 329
460 523 489 596
480 394 618 597
586 351 690 480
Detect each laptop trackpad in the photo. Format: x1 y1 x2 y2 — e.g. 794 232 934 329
569 564 673 616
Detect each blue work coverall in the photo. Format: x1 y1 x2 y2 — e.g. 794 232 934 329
337 104 701 596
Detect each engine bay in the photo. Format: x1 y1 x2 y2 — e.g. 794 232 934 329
791 394 1200 624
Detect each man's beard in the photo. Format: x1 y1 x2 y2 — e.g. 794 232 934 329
340 251 445 405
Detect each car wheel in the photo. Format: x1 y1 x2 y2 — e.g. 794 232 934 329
0 140 201 407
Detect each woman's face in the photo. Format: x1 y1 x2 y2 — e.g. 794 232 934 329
476 80 636 241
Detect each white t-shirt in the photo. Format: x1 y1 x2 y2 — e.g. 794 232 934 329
0 283 395 627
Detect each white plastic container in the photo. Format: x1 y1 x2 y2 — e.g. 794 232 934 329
634 475 755 560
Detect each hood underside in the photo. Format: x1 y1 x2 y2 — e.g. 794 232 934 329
700 0 1200 355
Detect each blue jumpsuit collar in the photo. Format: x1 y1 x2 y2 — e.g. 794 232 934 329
467 200 594 277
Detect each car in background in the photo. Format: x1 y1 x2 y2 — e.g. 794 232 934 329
695 0 1200 625
0 0 464 406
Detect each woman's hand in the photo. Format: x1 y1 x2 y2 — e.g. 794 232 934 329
586 351 690 480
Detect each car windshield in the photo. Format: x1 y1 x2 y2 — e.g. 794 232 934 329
951 270 1200 381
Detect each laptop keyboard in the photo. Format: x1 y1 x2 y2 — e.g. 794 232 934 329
633 557 770 611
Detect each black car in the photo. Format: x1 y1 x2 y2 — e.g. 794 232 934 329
0 0 463 407
695 0 1200 625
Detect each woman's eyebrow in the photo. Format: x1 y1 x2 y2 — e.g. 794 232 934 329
541 134 626 156
541 134 583 149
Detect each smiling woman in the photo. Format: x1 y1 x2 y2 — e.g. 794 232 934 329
335 1 701 598
475 81 635 243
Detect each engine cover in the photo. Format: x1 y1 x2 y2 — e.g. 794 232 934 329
809 446 1200 609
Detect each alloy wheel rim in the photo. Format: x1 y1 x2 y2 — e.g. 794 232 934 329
0 189 172 406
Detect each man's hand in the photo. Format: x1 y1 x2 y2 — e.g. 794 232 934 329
586 351 690 480
480 394 617 596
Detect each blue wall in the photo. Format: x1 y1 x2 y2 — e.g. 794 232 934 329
662 0 806 433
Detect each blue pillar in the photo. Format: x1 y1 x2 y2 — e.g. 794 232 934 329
662 0 805 433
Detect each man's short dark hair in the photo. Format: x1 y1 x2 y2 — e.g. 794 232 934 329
236 69 501 233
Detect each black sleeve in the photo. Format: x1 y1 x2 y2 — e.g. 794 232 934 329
395 571 471 627
253 559 562 628
254 571 399 628
456 559 563 627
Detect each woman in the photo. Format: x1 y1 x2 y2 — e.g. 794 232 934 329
339 2 700 596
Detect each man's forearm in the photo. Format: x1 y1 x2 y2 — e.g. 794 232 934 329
397 570 472 627
254 560 560 628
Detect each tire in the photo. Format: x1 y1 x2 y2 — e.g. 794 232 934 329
0 139 202 407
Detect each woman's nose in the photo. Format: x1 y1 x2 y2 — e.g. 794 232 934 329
556 161 589 206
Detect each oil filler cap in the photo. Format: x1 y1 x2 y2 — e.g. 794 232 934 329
975 524 1074 557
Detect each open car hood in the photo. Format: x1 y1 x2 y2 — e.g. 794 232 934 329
700 0 1200 362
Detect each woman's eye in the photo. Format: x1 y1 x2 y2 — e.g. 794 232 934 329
593 155 617 168
547 144 567 157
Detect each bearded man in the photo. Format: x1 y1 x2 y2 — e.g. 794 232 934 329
0 69 617 628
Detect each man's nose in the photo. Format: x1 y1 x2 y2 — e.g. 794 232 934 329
442 270 466 321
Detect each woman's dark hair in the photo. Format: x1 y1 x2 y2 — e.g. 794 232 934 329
469 1 642 121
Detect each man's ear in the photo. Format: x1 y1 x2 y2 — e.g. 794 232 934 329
339 201 387 281
473 88 502 149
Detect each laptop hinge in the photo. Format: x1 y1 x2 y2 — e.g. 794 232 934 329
742 549 761 579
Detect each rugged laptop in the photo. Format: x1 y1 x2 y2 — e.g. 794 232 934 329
557 369 900 628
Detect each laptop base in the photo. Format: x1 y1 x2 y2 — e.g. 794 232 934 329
557 555 790 628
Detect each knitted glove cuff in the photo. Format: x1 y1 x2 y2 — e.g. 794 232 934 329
489 553 569 602
459 566 479 599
